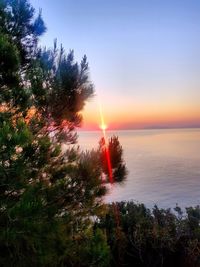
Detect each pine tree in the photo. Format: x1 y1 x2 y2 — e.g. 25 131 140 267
0 1 127 266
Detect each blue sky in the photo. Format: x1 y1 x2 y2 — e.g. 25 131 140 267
31 0 200 129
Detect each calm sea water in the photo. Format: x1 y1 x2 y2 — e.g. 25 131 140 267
78 129 200 208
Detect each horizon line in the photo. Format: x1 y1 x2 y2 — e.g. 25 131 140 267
78 125 200 132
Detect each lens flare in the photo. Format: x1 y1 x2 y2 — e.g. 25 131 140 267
98 101 113 183
99 103 107 137
104 146 113 184
98 101 120 232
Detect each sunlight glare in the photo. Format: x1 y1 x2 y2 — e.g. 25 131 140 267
100 123 107 131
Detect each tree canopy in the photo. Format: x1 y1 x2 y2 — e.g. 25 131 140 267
0 1 127 266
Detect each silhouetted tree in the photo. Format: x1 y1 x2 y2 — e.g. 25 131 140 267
99 136 127 183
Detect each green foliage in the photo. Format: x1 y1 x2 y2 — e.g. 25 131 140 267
60 228 110 267
99 136 127 183
98 202 200 267
0 1 126 266
0 33 19 89
0 0 46 65
28 45 94 140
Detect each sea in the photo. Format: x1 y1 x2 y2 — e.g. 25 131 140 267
77 128 200 209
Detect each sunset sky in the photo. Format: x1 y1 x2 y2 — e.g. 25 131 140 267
31 0 200 130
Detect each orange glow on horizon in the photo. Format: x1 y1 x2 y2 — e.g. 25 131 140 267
81 97 200 131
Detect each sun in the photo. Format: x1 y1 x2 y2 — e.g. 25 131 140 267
98 101 108 131
100 123 107 131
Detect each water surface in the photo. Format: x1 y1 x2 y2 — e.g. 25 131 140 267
78 129 200 208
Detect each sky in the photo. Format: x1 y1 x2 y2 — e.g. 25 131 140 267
31 0 200 130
